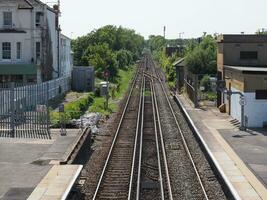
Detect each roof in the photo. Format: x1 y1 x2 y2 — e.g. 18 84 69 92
0 0 32 9
60 33 72 41
218 34 267 43
224 65 267 74
28 0 57 13
0 0 57 13
173 58 186 67
0 64 37 75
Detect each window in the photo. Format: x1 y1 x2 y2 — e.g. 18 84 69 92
2 42 11 60
256 90 267 99
16 42 21 59
35 12 43 27
240 51 258 60
36 42 41 60
3 12 12 27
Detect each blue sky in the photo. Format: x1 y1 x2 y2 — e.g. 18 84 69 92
57 0 267 39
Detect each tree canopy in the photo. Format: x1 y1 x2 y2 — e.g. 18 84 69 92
185 35 217 74
71 25 145 80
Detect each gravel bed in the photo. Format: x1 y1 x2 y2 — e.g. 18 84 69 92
156 67 229 199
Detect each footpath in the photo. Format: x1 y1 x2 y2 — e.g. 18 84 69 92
176 94 267 200
0 129 85 200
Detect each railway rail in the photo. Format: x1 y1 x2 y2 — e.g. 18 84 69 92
83 53 235 200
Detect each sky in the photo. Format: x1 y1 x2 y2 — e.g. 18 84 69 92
54 0 267 39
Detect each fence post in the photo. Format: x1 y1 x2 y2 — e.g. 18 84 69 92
10 82 15 137
193 74 199 108
46 82 50 134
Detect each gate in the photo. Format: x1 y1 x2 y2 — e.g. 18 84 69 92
0 82 50 138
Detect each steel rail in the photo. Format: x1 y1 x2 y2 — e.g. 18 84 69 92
92 67 142 200
136 75 165 200
150 77 165 200
154 66 209 200
152 77 174 200
127 75 144 200
135 75 145 200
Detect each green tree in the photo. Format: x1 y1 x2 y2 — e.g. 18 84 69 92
116 50 133 69
82 43 118 80
71 25 145 80
185 35 216 74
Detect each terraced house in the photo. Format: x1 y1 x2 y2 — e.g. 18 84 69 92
0 0 72 84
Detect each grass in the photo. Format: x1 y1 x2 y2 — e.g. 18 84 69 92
203 91 217 101
50 66 136 127
50 93 94 127
90 66 136 115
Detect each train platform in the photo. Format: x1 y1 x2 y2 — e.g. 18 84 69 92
27 165 82 200
0 128 85 200
176 94 267 200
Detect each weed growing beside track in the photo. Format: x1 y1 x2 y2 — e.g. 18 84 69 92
50 67 136 127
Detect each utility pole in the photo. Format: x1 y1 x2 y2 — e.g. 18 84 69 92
104 69 110 110
178 32 184 39
163 26 166 39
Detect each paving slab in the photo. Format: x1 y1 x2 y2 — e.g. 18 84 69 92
0 129 81 200
27 165 82 200
176 94 267 200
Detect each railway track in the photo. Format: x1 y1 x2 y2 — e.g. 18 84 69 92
92 58 144 200
88 53 233 200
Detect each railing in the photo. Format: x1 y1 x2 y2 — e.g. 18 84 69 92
0 75 71 116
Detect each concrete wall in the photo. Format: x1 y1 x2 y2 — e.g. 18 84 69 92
244 74 267 92
223 43 267 67
230 87 267 127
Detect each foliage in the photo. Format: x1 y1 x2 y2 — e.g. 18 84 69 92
185 35 217 74
200 75 211 91
50 93 94 127
71 25 145 80
256 28 267 35
82 43 118 80
116 50 133 69
147 35 166 52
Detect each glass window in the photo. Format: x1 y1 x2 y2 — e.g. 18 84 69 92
35 12 43 27
256 90 267 100
36 42 41 59
2 42 11 59
17 42 21 59
240 51 258 60
3 12 12 27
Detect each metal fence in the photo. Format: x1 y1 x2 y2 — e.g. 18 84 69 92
0 75 71 138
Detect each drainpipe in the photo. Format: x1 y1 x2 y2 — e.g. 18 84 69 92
58 25 61 78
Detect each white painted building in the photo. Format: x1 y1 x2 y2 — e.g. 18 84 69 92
0 0 72 84
60 34 73 77
225 66 267 128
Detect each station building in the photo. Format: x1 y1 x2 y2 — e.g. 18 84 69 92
217 34 267 127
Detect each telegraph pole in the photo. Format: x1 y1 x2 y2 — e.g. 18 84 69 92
163 26 166 39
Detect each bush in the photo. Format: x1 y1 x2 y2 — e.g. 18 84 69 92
200 75 211 92
50 93 94 127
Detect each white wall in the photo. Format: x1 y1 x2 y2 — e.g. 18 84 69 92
244 92 267 127
0 6 32 64
46 9 59 79
230 87 267 127
60 34 72 76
